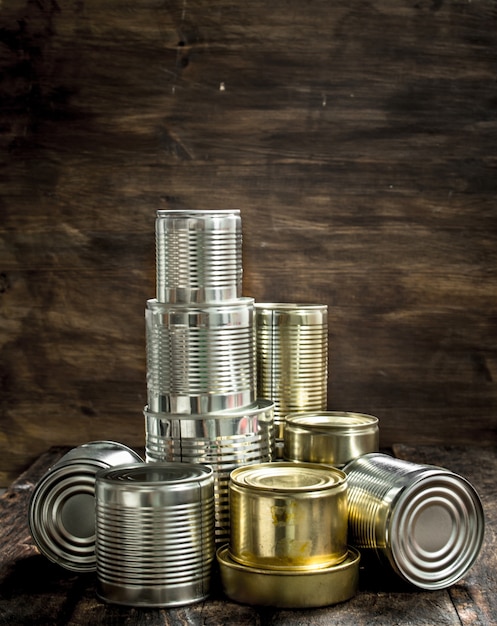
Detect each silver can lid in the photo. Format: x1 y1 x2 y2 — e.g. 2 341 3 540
28 441 142 572
389 469 485 589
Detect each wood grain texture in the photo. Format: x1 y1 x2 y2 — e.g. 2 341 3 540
1 445 494 624
1 0 497 483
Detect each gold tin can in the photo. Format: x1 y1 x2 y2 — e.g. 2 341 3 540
217 544 360 608
284 411 379 467
255 303 328 453
344 453 485 590
229 462 348 570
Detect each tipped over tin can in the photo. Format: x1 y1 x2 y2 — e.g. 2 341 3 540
95 462 215 607
284 411 379 467
229 462 348 570
28 441 143 572
344 453 485 589
155 209 242 304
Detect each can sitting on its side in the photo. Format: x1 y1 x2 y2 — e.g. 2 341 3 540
344 453 485 590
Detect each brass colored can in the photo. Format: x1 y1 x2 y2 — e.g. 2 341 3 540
217 544 360 608
344 453 485 590
284 411 379 467
255 303 328 453
229 462 348 570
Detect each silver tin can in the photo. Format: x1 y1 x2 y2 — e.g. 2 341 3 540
144 400 275 544
28 441 143 572
344 453 485 589
255 303 328 453
146 297 256 414
229 462 348 570
284 411 379 467
95 462 215 607
156 209 242 304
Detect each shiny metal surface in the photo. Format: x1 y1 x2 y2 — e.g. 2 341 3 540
217 544 360 608
146 297 256 414
95 462 215 607
28 441 142 572
156 209 242 304
229 462 348 570
344 453 485 589
255 303 328 452
145 400 275 544
284 411 379 467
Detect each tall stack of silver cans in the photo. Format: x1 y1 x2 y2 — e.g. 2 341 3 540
144 210 275 543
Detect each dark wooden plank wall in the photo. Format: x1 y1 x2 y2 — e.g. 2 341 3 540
1 0 497 485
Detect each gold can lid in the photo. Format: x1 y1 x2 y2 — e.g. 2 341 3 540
217 544 360 608
286 411 379 434
230 462 346 493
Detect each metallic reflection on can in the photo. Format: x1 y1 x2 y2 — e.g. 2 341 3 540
255 303 328 452
95 462 215 607
217 544 360 608
284 411 379 467
229 462 348 570
144 400 275 544
28 441 143 572
344 453 485 589
156 209 242 304
146 297 256 414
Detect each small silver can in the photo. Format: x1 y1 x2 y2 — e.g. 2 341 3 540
28 441 143 572
146 297 256 414
284 411 379 467
229 462 348 570
95 462 215 607
344 453 485 589
155 209 242 304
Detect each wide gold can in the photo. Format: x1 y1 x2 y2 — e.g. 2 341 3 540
284 411 379 468
228 462 348 570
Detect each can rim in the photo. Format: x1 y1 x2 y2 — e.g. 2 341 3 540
230 462 346 492
97 462 213 487
285 411 379 434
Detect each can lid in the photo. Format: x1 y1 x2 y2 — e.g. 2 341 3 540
217 544 360 608
389 469 485 590
285 412 378 434
231 462 345 492
98 462 213 486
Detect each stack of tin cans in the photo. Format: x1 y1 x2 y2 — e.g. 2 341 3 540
217 461 360 608
26 210 486 610
144 210 275 543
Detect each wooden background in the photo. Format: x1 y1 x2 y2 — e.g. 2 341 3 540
1 0 496 486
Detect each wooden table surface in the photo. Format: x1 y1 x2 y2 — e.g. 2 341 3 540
0 444 495 626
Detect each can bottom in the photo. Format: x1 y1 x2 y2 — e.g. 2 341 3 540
97 578 211 608
217 545 359 608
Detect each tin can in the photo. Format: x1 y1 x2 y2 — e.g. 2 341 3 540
95 462 215 607
28 441 143 572
144 400 275 544
344 453 485 589
255 303 328 453
146 297 256 414
155 209 242 304
217 544 360 608
229 462 348 570
284 411 379 467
